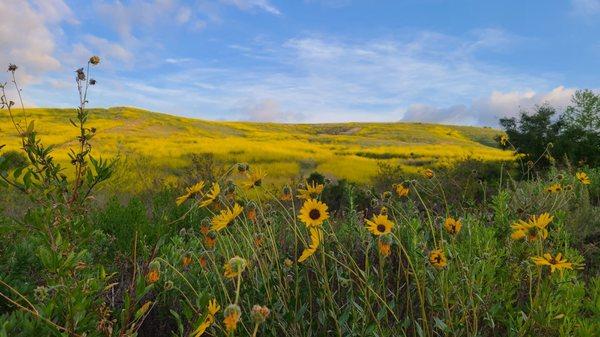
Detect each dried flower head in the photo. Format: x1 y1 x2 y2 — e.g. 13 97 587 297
89 55 101 65
251 305 271 324
8 64 18 72
76 68 86 81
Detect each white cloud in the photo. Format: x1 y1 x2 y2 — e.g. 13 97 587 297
571 0 600 18
0 0 74 82
242 98 306 122
220 0 282 15
402 86 578 126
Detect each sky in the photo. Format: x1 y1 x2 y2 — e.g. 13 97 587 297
1 0 599 125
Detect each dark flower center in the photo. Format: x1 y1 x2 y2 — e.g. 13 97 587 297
309 209 321 220
377 224 386 233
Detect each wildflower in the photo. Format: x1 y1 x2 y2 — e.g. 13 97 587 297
251 305 270 324
284 258 293 267
89 55 101 65
510 213 553 241
8 64 17 72
147 269 160 283
176 181 205 206
395 183 409 197
198 255 208 269
297 181 324 200
204 232 217 249
224 256 247 279
429 249 447 269
499 134 509 146
223 304 241 333
576 172 591 185
564 184 573 191
377 235 392 257
423 169 434 179
546 183 562 193
281 185 293 201
298 199 329 227
444 217 462 236
199 182 220 207
192 299 220 337
379 206 388 216
182 254 193 267
365 214 394 236
244 169 267 189
298 227 322 263
211 203 243 231
531 253 573 274
382 191 392 200
247 203 258 222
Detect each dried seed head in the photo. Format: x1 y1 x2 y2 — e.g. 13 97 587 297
76 68 86 81
8 64 17 72
89 79 97 85
89 55 101 65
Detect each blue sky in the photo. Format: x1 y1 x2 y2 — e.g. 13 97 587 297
2 0 599 125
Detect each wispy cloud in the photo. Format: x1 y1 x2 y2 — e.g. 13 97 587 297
571 0 600 19
220 0 282 15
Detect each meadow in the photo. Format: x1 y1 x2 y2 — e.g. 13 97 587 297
0 107 512 190
1 60 599 337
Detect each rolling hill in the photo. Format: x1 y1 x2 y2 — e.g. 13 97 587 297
0 107 512 190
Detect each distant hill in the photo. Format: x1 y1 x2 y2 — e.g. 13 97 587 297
0 107 511 189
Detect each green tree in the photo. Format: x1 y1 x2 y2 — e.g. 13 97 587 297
558 90 600 166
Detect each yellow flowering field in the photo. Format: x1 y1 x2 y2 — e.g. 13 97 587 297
0 107 512 188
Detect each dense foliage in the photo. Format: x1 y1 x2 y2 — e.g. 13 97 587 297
500 90 600 169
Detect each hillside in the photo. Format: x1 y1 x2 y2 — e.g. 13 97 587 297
0 107 512 187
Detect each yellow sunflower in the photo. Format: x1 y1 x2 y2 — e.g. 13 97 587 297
244 169 267 189
531 252 574 274
365 214 394 236
223 256 247 279
297 181 324 200
576 172 591 185
223 304 241 333
280 185 293 201
211 203 243 231
394 183 410 197
423 169 435 179
546 183 562 193
510 213 553 241
298 227 322 263
429 249 447 269
298 199 329 227
176 181 205 206
199 182 220 207
192 299 220 337
444 217 462 235
377 237 392 257
499 134 509 146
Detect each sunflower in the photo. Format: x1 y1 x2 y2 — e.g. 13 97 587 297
510 213 553 241
211 203 243 231
298 227 322 263
203 233 217 249
377 237 392 257
546 183 562 193
297 181 324 200
224 256 247 279
531 253 573 274
444 217 462 235
199 182 220 207
499 134 509 146
182 255 193 268
423 169 435 179
394 183 410 197
146 269 160 283
244 169 267 189
429 249 447 269
298 199 329 227
576 172 591 185
365 214 394 236
176 181 205 206
223 304 241 333
192 299 220 337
